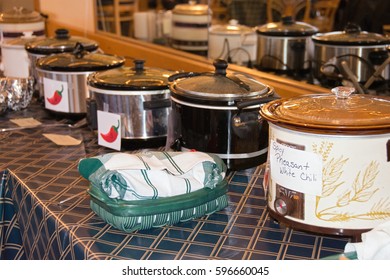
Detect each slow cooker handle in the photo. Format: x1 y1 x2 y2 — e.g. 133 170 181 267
143 99 171 110
235 95 279 110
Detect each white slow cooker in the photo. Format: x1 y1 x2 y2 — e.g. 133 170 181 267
0 7 45 43
260 86 390 239
170 1 211 55
208 19 257 67
0 36 38 78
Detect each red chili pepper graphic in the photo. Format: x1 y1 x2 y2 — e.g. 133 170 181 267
100 120 120 143
47 85 64 105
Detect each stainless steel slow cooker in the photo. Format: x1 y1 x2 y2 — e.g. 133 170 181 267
25 29 100 94
208 19 257 67
87 60 176 147
256 16 318 74
170 1 211 55
169 59 277 170
260 86 390 238
0 7 45 43
312 24 390 87
36 44 125 116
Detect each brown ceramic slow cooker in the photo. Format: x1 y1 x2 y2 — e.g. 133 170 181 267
260 86 390 238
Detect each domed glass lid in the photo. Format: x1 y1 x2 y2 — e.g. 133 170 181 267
0 7 44 23
209 19 255 35
25 29 99 54
256 16 318 36
170 59 271 100
312 23 390 46
36 43 125 72
87 60 176 90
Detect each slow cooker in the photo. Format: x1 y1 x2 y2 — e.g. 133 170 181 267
87 59 176 148
0 35 37 78
255 16 318 75
312 23 390 88
170 1 211 55
260 86 390 239
168 59 277 170
208 19 257 67
0 7 45 42
25 28 100 94
36 43 124 116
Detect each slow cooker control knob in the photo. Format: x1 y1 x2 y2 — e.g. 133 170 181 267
274 196 294 216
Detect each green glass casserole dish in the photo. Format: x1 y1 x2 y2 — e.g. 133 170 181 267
88 180 229 232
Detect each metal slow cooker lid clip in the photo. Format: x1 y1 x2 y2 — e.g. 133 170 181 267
260 86 390 131
72 42 87 59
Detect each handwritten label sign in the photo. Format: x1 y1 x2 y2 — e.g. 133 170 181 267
269 140 323 196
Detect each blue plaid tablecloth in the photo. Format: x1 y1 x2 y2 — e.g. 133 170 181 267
0 102 351 260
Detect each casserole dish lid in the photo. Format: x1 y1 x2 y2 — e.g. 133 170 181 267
0 7 44 23
87 60 176 90
209 19 254 35
169 59 271 100
25 29 99 54
256 16 318 36
36 43 125 72
312 23 390 46
260 86 390 131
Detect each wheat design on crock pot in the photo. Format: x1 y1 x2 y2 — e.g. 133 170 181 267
314 142 390 222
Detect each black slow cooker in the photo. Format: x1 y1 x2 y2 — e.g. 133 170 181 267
168 59 278 170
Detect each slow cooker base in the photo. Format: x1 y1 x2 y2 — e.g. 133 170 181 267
121 136 167 150
268 207 370 242
45 109 86 121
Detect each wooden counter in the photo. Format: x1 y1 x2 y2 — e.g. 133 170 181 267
45 20 330 98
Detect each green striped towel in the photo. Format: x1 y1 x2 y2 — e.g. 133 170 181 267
78 151 227 201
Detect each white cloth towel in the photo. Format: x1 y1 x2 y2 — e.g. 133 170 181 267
78 151 226 201
344 221 390 260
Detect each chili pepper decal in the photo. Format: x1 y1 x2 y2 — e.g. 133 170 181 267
100 120 120 143
47 84 64 105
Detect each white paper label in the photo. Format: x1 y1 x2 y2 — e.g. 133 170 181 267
97 110 121 151
43 77 69 113
269 140 323 196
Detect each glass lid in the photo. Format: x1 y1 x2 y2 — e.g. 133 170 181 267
256 16 318 36
170 59 270 100
173 1 210 15
87 60 176 90
0 7 44 23
209 19 255 35
25 29 99 54
260 87 390 131
312 23 390 46
36 43 125 72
